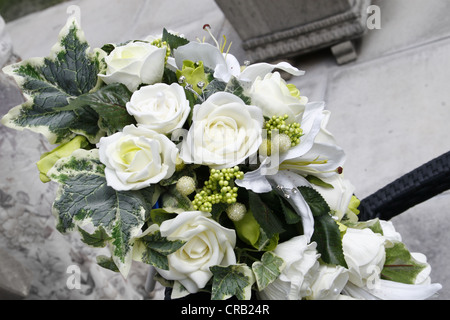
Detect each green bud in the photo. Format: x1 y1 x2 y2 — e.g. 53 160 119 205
233 209 261 247
36 136 89 183
176 60 209 94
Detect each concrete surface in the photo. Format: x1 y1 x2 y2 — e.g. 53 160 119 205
1 0 449 300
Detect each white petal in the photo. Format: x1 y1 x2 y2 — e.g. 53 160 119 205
174 42 225 71
349 280 442 300
239 61 305 83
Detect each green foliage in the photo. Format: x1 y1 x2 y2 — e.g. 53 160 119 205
65 83 135 136
252 252 285 291
298 186 347 268
210 264 254 300
48 149 156 274
162 28 189 51
135 230 185 270
78 226 112 248
247 191 285 239
382 242 427 284
1 18 105 144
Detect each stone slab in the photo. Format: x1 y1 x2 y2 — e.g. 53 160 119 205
324 37 450 198
357 0 450 62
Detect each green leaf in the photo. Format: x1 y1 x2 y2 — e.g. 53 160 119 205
298 186 331 217
210 264 255 300
78 226 112 248
252 252 285 291
225 77 251 105
1 17 105 144
382 242 427 284
345 218 384 235
150 208 177 225
135 230 185 270
248 191 285 239
305 175 334 189
96 255 120 272
162 67 178 85
312 213 347 268
203 77 251 104
65 83 135 136
47 149 155 275
162 28 189 51
100 43 115 55
278 195 302 225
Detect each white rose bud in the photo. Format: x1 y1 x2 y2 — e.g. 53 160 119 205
342 228 386 287
249 72 308 123
99 41 166 91
259 236 320 300
126 83 190 134
97 125 178 191
307 265 349 300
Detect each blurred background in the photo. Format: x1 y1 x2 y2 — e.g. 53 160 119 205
1 0 449 300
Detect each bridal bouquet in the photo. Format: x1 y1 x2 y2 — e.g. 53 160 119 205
1 17 441 300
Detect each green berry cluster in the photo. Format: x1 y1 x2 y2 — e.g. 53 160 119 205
264 115 303 147
192 166 244 212
151 39 171 63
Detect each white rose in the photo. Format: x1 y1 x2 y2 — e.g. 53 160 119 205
249 72 308 123
97 125 178 191
258 236 320 300
126 83 190 134
155 211 236 293
98 41 166 91
342 228 386 287
179 92 263 169
307 265 349 300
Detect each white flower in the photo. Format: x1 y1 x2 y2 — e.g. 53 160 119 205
342 228 386 287
97 125 178 191
278 110 346 178
98 41 166 91
126 83 190 134
258 236 320 300
307 265 349 300
236 102 327 191
379 220 403 243
173 41 304 84
344 279 442 300
155 211 236 294
249 72 308 122
310 174 355 221
179 92 263 169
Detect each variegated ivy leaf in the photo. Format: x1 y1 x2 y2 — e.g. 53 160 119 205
252 252 285 291
1 17 106 145
47 149 156 277
382 242 428 285
210 264 255 300
133 227 185 270
63 83 135 136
